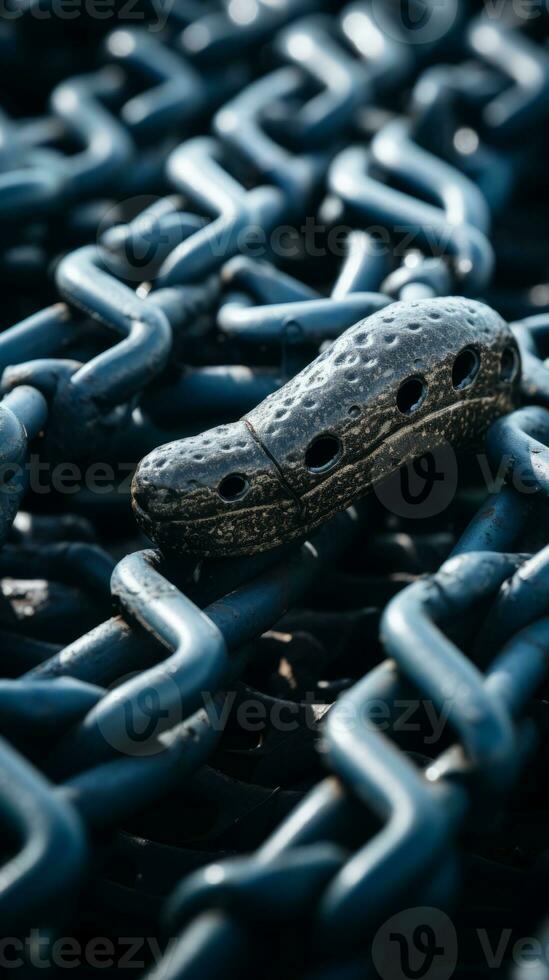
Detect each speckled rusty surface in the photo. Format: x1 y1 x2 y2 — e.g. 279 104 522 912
132 297 521 556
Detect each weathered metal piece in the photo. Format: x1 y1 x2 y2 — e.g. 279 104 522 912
133 298 520 555
3 5 549 977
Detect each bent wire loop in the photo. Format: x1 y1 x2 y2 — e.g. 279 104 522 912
217 243 390 345
2 245 173 455
329 118 494 294
143 549 549 975
38 507 361 780
0 735 87 932
3 5 549 976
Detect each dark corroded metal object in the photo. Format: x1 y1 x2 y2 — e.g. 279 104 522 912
132 298 521 556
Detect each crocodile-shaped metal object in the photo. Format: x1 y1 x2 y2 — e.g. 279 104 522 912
132 298 520 556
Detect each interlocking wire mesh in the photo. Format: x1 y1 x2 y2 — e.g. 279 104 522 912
1 2 549 978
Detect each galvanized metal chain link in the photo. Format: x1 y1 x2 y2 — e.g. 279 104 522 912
2 2 549 978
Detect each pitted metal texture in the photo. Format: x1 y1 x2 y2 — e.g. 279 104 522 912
3 6 549 980
133 297 520 555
